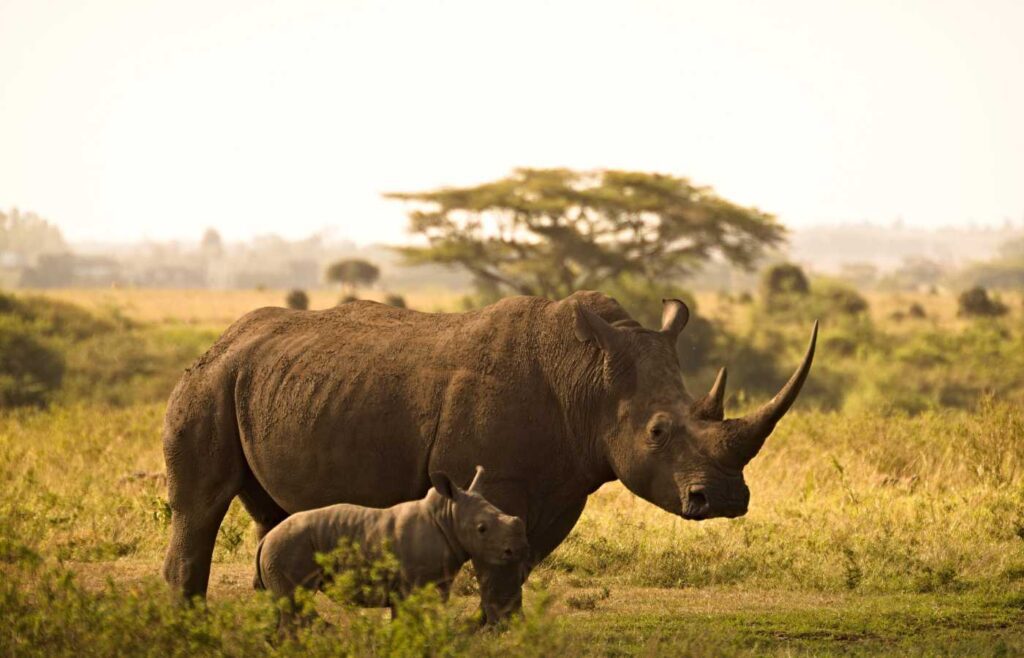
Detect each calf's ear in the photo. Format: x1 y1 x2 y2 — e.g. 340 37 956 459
430 472 456 500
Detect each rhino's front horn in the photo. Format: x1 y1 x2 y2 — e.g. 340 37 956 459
724 321 818 466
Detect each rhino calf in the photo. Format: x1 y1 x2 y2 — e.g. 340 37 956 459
254 466 528 621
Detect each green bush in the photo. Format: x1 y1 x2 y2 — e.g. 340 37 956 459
384 294 407 308
0 292 119 339
285 289 309 310
760 263 810 307
59 326 219 406
0 533 564 658
958 286 1008 317
0 315 65 408
0 292 215 408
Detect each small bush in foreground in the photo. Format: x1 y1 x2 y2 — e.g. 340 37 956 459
0 537 564 658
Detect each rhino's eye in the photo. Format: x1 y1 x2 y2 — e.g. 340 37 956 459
647 416 673 447
477 523 488 534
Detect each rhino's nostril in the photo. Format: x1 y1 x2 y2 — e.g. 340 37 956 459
688 486 708 511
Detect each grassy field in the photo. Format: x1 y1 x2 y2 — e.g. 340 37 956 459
3 288 1024 656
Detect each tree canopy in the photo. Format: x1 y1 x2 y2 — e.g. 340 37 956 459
386 168 785 299
325 259 380 291
0 208 66 257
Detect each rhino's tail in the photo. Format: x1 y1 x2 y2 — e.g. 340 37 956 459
253 536 267 591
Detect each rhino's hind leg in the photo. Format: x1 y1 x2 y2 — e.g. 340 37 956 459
238 472 289 541
162 385 245 600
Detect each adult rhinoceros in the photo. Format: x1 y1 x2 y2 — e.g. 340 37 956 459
162 291 816 621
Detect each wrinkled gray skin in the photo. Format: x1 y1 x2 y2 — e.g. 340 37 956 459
162 291 816 622
254 466 528 620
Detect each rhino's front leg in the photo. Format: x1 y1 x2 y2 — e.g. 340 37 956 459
472 558 524 624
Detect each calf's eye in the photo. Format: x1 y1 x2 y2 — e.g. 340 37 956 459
477 523 487 534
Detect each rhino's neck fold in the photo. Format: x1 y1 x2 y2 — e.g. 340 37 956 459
425 491 470 566
540 300 619 492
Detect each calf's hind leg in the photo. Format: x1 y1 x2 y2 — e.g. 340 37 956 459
161 399 245 600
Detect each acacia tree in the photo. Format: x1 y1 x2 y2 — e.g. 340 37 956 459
386 168 785 299
325 259 380 295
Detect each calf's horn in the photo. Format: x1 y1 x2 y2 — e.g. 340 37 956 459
467 465 485 491
726 321 818 466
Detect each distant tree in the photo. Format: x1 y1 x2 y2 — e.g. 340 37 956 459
386 168 785 299
285 289 309 310
325 259 380 294
384 294 407 308
0 208 67 256
958 286 1007 317
201 228 224 259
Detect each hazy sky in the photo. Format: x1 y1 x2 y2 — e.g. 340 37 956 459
2 0 1022 245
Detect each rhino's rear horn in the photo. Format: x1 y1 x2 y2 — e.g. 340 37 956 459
726 321 818 466
693 367 727 421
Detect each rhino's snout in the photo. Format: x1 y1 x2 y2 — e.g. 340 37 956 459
500 518 529 563
680 483 749 520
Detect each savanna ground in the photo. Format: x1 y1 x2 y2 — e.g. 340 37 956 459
3 286 1024 656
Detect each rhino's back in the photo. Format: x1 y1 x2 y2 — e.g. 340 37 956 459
186 297 558 512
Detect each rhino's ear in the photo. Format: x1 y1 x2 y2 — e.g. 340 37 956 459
660 299 689 342
573 303 624 353
430 471 457 500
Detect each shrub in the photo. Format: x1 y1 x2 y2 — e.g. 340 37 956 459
0 292 117 339
383 294 407 308
337 294 359 305
0 315 64 408
817 281 868 315
958 286 1007 317
0 532 565 658
285 289 309 310
761 263 810 300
